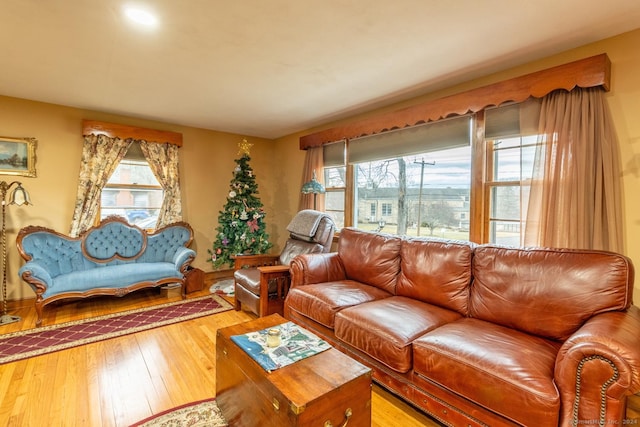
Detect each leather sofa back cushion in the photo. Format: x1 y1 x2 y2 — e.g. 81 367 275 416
338 228 402 294
396 238 473 315
470 245 634 341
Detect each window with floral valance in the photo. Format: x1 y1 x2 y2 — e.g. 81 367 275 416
69 121 183 236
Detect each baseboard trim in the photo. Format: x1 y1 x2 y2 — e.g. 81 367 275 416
206 269 233 282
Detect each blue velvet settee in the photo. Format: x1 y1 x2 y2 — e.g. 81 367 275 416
16 216 195 326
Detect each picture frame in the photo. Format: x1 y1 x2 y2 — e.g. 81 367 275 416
0 136 37 177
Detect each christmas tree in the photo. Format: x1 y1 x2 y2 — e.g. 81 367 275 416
208 139 272 269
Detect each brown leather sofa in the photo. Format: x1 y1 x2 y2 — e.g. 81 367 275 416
284 227 640 427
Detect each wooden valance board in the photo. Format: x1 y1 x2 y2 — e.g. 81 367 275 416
82 120 183 146
300 53 611 149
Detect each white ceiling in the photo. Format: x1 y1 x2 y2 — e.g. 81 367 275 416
2 1 640 139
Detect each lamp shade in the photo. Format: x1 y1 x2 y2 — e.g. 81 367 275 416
301 170 325 195
9 184 32 206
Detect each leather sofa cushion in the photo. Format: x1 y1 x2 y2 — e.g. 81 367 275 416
335 297 461 373
396 238 473 315
285 280 392 329
471 246 634 340
413 318 562 426
234 268 278 295
338 228 402 294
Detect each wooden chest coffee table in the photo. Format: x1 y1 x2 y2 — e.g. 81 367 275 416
216 314 372 426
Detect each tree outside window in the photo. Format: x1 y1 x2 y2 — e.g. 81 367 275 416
352 144 471 239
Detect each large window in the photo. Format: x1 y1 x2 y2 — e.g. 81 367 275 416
101 144 163 229
308 55 610 247
322 101 543 245
325 116 473 240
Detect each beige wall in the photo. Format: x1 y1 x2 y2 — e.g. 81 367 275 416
2 28 639 303
273 28 640 303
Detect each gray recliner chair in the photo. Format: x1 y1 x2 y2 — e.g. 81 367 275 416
233 210 335 317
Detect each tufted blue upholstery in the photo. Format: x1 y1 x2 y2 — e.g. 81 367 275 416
17 216 196 326
17 231 93 278
138 226 194 264
83 221 146 260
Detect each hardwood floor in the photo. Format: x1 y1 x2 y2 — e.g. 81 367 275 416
1 287 638 426
0 286 437 426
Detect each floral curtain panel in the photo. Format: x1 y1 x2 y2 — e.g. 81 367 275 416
69 134 131 236
525 87 623 252
139 140 182 227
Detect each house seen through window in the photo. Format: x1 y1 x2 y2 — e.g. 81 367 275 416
353 144 471 239
101 144 163 229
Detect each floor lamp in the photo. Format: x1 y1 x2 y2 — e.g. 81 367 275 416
301 170 325 210
1 181 32 325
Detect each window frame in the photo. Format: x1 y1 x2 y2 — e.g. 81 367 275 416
483 135 541 245
323 165 347 230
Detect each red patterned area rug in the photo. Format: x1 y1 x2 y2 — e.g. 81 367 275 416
130 398 227 427
0 295 233 365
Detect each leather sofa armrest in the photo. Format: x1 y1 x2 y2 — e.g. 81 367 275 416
290 252 345 287
555 305 640 425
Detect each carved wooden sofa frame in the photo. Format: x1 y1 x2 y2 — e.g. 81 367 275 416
16 216 195 326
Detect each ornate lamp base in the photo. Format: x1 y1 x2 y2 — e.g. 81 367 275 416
0 314 21 325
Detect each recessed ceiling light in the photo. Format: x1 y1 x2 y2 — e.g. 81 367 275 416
124 6 158 27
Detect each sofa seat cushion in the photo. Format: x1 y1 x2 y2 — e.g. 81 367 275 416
286 280 392 329
47 262 180 297
413 318 562 426
335 296 461 373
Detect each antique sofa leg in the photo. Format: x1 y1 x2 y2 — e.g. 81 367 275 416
181 280 187 299
35 301 43 327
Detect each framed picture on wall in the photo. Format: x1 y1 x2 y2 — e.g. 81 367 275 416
0 136 37 177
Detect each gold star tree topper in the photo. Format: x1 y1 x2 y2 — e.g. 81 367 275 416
238 138 253 156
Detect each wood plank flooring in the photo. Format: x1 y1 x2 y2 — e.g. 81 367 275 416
0 287 437 427
1 286 638 426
